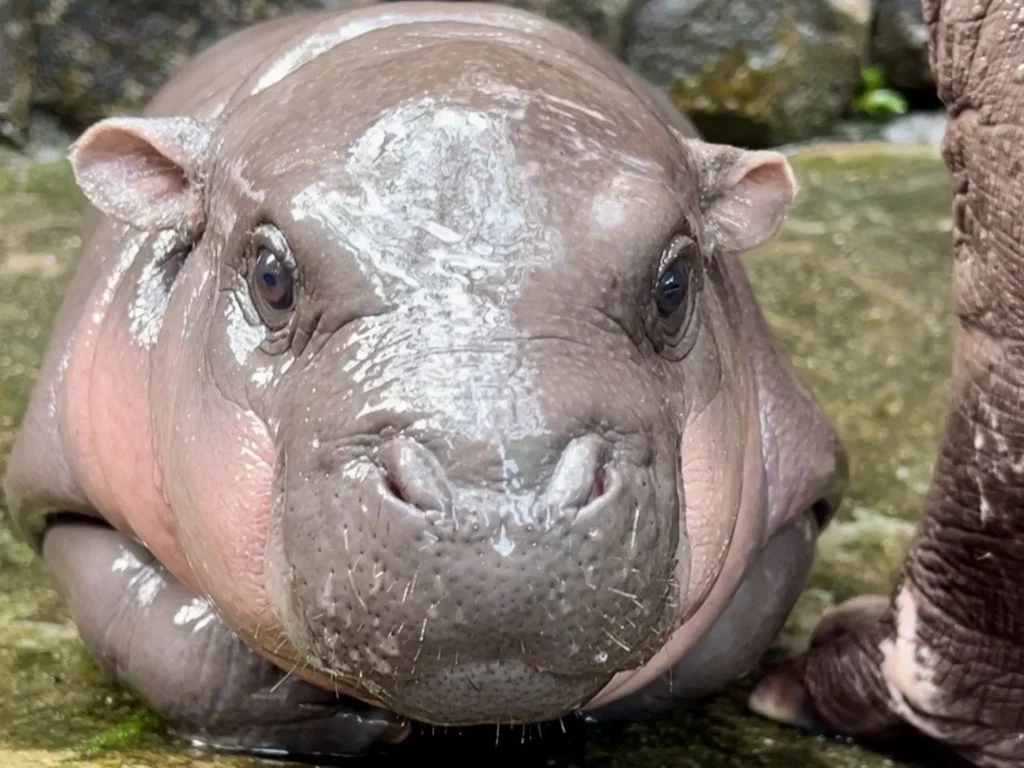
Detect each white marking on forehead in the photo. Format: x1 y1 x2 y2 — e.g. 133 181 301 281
290 97 558 299
289 97 561 552
540 93 613 124
227 155 267 204
127 230 176 347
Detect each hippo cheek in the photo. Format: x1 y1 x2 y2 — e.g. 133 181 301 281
583 508 818 720
63 228 193 589
584 383 765 709
148 261 284 646
162 399 278 641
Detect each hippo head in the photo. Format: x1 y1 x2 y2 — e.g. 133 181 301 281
65 19 845 726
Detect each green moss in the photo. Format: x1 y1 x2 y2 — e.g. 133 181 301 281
78 711 163 759
669 21 803 129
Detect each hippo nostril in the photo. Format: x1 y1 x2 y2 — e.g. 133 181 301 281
586 466 608 506
378 437 452 513
810 498 835 530
385 473 408 505
547 434 612 513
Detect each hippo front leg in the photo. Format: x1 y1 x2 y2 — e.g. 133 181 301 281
42 517 410 757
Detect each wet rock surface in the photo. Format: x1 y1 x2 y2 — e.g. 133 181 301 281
0 0 378 142
626 0 872 147
869 0 933 93
0 142 956 766
0 0 34 146
2 0 940 153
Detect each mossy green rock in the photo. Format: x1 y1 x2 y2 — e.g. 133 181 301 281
627 0 873 147
0 142 955 766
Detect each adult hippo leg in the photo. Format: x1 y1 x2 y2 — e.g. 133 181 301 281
41 516 409 757
751 1 1024 765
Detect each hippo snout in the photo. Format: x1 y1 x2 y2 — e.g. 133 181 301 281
380 434 614 524
276 429 682 725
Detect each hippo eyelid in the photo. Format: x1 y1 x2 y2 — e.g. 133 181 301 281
647 231 703 360
246 222 300 331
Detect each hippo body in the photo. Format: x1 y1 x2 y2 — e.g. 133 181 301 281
4 1 847 755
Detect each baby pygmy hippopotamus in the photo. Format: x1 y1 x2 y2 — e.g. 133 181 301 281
3 0 847 755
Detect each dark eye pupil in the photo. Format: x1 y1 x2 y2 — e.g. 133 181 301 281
256 249 293 310
656 259 689 318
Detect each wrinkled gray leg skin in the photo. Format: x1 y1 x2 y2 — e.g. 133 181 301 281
749 2 1024 766
42 516 409 758
585 512 818 722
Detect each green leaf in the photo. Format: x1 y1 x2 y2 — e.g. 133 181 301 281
856 88 910 118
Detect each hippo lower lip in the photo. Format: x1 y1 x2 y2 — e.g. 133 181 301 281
277 434 680 725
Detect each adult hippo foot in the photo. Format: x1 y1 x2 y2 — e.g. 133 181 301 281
750 1 1024 766
42 517 410 757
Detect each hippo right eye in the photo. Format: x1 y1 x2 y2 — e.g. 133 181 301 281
649 232 703 360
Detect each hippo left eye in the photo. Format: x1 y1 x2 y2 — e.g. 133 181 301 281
255 249 294 310
248 224 298 328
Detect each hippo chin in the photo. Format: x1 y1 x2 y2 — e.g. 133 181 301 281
3 0 847 752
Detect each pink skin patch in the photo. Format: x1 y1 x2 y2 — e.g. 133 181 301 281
64 250 196 593
165 397 278 642
141 250 290 652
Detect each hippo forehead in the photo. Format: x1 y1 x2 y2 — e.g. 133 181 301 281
215 41 696 302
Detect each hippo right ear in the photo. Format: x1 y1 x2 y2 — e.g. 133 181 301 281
69 116 211 235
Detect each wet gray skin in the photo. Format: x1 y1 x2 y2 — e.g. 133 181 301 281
2 1 847 755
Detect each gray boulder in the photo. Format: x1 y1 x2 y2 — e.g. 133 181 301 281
626 0 873 148
869 0 933 92
1 0 376 144
0 0 34 146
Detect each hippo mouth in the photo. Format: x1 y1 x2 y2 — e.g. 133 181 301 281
271 434 685 725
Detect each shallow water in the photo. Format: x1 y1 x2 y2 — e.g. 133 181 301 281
0 143 956 767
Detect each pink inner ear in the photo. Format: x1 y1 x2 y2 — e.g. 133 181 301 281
727 152 796 206
708 151 796 253
74 129 188 222
739 158 792 194
69 117 207 232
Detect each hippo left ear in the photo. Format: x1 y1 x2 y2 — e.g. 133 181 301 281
69 116 211 236
695 144 797 253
